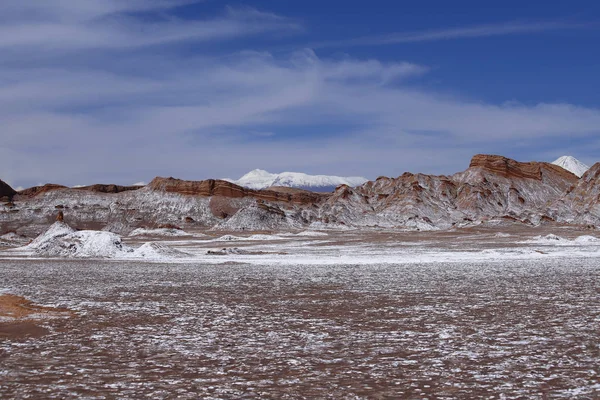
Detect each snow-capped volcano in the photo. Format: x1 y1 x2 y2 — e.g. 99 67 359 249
551 156 590 178
225 169 368 192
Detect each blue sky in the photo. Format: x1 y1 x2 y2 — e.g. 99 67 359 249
1 0 600 188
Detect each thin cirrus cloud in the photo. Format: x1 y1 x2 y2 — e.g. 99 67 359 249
310 20 589 48
0 3 599 187
0 2 300 50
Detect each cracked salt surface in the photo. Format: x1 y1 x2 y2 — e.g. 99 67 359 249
0 256 599 398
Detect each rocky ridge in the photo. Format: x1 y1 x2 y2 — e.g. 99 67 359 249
148 177 325 204
2 154 600 236
317 155 579 229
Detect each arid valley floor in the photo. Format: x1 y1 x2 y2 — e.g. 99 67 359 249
1 226 599 398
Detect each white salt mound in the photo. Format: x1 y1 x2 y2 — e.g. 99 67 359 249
214 235 243 241
573 235 600 243
246 234 283 240
523 234 600 246
130 242 191 259
295 230 328 237
129 228 189 237
23 222 197 259
493 232 511 238
27 221 76 249
26 223 133 258
533 234 565 243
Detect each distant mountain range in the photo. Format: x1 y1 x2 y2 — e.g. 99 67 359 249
551 156 589 178
224 169 368 192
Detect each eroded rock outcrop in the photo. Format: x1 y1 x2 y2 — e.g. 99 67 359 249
73 184 142 194
0 179 16 201
469 154 577 181
17 184 68 198
148 177 327 205
319 154 581 229
17 183 142 198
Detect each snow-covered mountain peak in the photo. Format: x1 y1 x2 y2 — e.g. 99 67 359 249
240 169 277 180
551 156 590 178
225 169 368 192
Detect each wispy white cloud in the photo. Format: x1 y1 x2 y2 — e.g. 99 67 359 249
0 5 598 187
0 0 195 22
311 20 589 48
0 2 300 50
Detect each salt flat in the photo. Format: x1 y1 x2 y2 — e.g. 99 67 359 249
1 251 599 398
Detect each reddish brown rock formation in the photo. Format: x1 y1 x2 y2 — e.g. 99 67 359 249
157 223 181 230
148 177 327 205
0 179 17 201
17 184 68 198
209 196 240 219
323 154 581 228
73 184 142 194
469 154 577 181
17 183 142 198
56 211 64 222
3 154 598 232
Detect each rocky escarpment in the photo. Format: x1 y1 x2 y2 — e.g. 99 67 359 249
454 154 577 221
148 177 327 205
319 154 581 229
17 184 69 198
73 184 142 194
469 154 577 181
0 179 16 202
17 183 141 198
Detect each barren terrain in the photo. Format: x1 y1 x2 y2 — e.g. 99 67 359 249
1 228 599 398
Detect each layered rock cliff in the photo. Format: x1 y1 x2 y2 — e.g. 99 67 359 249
318 154 580 229
147 177 326 204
